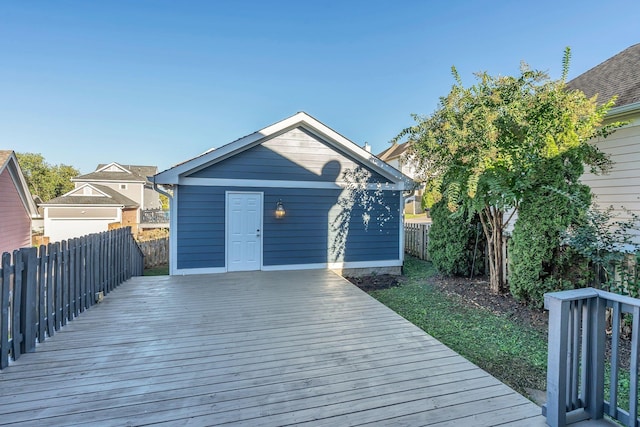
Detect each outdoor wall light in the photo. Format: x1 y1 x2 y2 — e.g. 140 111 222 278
275 200 286 219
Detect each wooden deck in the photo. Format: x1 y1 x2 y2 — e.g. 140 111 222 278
0 269 549 426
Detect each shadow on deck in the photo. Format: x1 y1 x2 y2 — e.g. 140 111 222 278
1 270 551 426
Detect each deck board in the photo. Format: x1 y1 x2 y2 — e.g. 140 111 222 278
0 270 547 426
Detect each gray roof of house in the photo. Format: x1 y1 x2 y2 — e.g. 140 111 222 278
74 164 158 183
567 43 640 108
42 184 138 207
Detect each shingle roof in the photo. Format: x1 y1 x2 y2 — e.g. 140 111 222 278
567 43 640 108
0 150 12 169
42 184 138 207
74 163 157 183
377 142 410 161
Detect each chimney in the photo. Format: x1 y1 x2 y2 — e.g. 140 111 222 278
364 142 371 153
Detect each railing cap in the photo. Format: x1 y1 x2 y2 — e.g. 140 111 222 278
544 288 599 309
544 287 640 310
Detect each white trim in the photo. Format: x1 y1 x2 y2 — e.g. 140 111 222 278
225 191 264 272
169 187 179 275
180 177 404 191
1 152 40 217
95 162 132 174
173 266 228 275
170 260 402 275
399 192 405 262
40 203 125 209
154 112 414 189
55 183 111 199
262 260 403 272
71 178 146 184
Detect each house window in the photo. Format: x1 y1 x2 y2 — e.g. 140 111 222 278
120 184 127 190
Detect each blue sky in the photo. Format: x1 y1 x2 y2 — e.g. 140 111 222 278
1 1 638 174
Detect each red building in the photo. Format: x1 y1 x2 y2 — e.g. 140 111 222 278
0 151 39 256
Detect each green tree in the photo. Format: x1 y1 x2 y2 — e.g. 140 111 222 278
16 153 79 201
395 48 619 293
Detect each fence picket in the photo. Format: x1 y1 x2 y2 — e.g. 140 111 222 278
138 237 169 269
37 245 46 343
1 253 11 368
20 248 37 354
0 227 144 371
404 223 431 261
11 250 23 361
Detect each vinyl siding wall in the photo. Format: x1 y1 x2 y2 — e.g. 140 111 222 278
0 168 31 254
582 119 640 220
175 185 400 270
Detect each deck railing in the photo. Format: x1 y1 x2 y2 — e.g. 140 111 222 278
404 223 431 260
0 227 144 370
140 209 170 224
544 288 640 426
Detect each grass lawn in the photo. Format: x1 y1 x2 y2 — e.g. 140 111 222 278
144 264 169 276
369 256 548 398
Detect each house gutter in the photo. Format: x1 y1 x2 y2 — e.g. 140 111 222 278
150 177 174 200
606 101 640 120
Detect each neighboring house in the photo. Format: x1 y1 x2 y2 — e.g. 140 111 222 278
568 43 640 225
72 163 161 212
41 162 166 242
0 150 39 255
377 141 424 214
153 112 414 276
40 184 139 243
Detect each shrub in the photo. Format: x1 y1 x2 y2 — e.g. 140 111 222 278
428 200 484 277
508 154 592 307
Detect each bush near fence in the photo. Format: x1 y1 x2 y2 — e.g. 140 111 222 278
0 227 144 370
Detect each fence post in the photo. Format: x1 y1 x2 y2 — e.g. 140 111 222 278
20 247 38 354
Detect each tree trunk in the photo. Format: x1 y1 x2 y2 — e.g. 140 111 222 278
480 206 507 294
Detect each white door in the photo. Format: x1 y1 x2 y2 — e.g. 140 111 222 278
227 192 262 272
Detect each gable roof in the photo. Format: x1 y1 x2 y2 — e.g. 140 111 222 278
567 43 640 109
0 150 39 217
40 183 138 208
377 141 410 161
153 112 414 189
73 162 157 184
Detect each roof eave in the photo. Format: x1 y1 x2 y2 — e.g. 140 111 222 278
154 112 413 187
607 101 640 119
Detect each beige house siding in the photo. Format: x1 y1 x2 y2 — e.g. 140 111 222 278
582 117 640 221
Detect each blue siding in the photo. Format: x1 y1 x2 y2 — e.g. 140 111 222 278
175 185 400 270
176 186 225 269
188 127 389 184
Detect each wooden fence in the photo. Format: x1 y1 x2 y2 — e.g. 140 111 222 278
0 227 144 370
138 237 169 268
404 223 431 260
